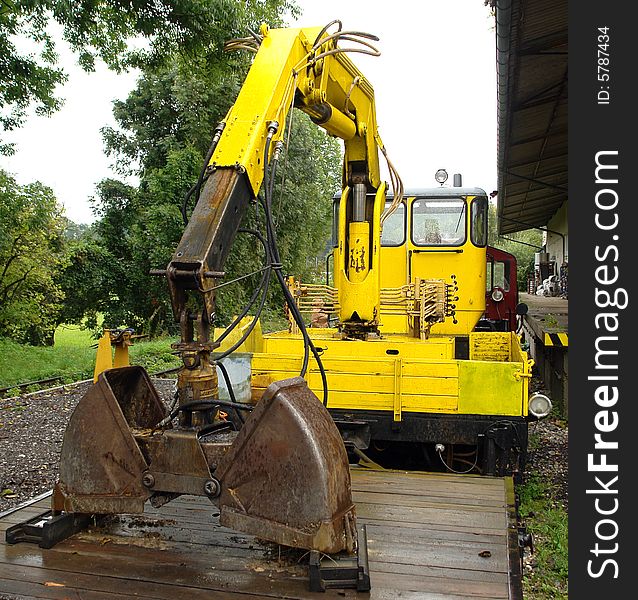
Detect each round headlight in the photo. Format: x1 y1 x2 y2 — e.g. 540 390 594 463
529 392 552 418
435 169 448 185
491 288 504 302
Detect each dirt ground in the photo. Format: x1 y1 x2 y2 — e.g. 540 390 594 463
525 416 568 511
1 378 569 512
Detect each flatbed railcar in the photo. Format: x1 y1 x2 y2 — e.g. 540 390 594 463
1 468 523 600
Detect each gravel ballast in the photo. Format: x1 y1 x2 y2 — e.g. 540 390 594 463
0 379 177 513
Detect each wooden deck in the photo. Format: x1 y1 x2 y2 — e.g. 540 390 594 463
0 468 520 600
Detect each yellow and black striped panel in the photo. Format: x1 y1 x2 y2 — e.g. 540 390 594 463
544 332 568 347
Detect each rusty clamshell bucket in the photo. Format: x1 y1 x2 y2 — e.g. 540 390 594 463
53 367 165 515
53 367 356 554
216 377 357 554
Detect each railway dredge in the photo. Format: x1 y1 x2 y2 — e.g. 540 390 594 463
2 22 549 598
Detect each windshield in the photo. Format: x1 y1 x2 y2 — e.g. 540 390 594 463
411 198 466 246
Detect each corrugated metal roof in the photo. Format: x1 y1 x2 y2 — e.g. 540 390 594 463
494 0 567 234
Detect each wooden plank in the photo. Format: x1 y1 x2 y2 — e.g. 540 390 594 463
0 542 336 600
352 490 505 512
355 502 507 532
352 472 506 489
365 522 505 548
0 563 275 600
359 516 507 539
351 472 507 493
370 570 508 598
352 483 505 506
368 559 508 583
351 476 506 497
366 537 508 574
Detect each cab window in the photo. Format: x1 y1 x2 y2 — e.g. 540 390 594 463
486 260 510 291
411 198 466 246
471 196 488 247
381 201 406 246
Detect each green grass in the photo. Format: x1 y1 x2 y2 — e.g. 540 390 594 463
128 337 180 373
0 310 290 395
0 325 95 390
518 474 568 599
0 325 180 394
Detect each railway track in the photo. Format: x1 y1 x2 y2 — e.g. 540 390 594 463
0 367 181 399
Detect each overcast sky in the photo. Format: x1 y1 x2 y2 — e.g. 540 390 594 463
2 1 497 224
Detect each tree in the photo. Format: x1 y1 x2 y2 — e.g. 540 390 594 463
0 0 298 153
56 224 115 331
0 169 67 344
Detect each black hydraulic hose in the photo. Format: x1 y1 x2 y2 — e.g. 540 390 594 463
181 182 198 225
213 267 271 362
260 141 329 406
215 228 271 346
197 421 236 438
260 138 311 377
168 398 253 422
181 123 226 225
273 263 329 406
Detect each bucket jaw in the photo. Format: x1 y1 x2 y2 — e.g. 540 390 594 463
216 377 357 554
53 368 356 554
53 367 165 514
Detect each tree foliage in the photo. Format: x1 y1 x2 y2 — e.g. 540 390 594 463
0 169 67 344
2 0 343 346
49 0 341 335
0 0 298 153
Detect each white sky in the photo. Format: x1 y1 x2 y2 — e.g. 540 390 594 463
1 0 496 224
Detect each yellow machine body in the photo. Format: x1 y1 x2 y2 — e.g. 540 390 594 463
216 187 533 477
221 326 531 423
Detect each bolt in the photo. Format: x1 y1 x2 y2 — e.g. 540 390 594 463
142 472 155 488
204 479 220 498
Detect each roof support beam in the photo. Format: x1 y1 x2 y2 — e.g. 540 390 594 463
518 31 568 55
505 170 567 192
510 129 568 148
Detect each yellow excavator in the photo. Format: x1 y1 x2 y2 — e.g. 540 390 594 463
51 22 401 570
49 21 548 588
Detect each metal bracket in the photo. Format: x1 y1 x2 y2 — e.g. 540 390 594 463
5 510 99 549
308 524 371 592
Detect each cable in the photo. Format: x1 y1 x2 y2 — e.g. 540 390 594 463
181 123 226 225
483 419 525 450
352 447 386 471
213 269 271 362
213 228 270 347
312 20 343 48
167 398 253 422
259 130 329 406
197 421 236 439
436 445 480 475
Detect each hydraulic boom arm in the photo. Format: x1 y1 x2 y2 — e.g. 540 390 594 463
168 23 392 381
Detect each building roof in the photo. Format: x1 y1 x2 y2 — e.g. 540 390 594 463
495 0 567 234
